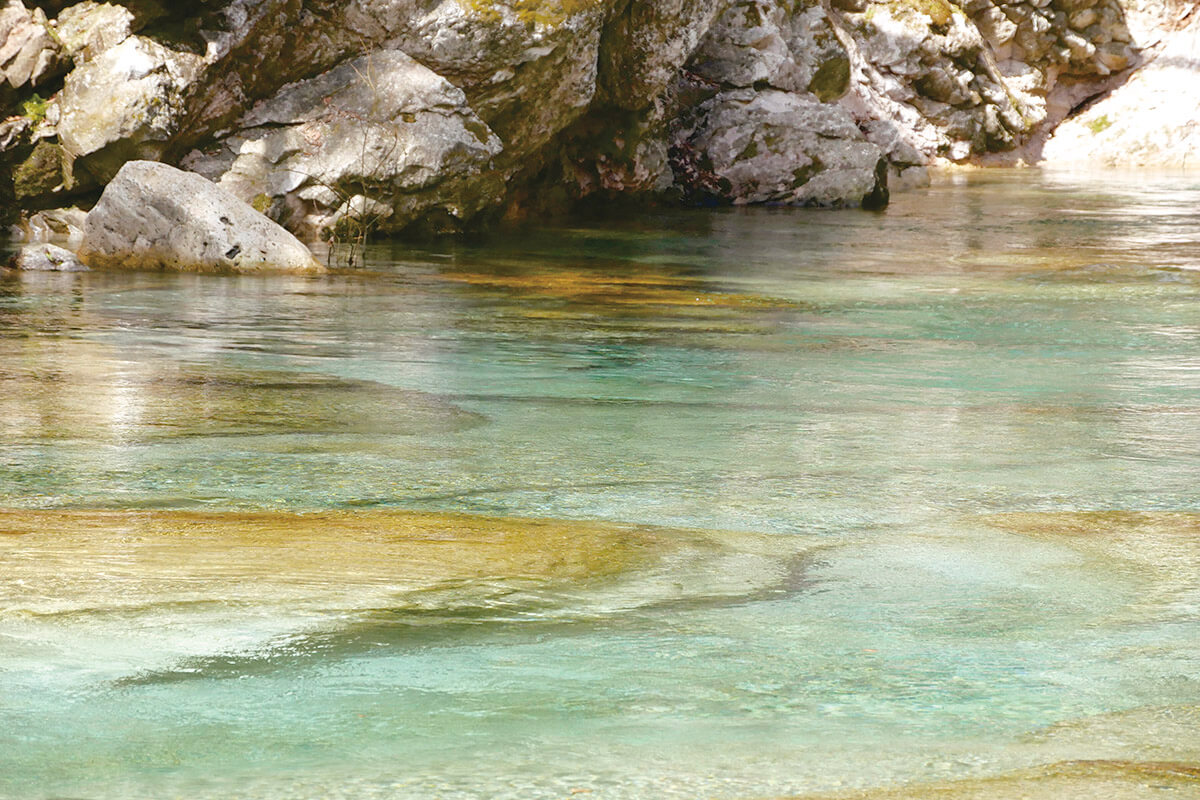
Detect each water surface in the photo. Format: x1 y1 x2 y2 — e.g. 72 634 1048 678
2 168 1200 799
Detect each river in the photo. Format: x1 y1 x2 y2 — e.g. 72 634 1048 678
2 168 1199 799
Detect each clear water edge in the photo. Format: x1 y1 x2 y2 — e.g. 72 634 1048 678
1 167 1199 798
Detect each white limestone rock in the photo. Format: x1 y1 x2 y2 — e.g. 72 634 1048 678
78 161 324 273
1040 12 1200 167
7 242 88 271
182 50 504 239
56 36 204 183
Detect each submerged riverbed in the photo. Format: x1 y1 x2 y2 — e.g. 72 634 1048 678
2 169 1199 799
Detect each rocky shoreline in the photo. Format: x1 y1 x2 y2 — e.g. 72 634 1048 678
2 0 1198 266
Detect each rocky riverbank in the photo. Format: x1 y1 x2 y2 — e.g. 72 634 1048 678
2 0 1196 248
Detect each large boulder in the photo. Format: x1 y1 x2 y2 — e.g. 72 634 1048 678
0 0 1179 230
672 88 887 206
78 160 325 273
55 36 205 184
182 50 504 240
353 0 617 162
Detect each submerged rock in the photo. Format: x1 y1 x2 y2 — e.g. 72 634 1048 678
981 511 1200 619
78 160 324 273
0 507 813 627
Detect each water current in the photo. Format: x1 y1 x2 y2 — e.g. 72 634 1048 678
1 169 1199 799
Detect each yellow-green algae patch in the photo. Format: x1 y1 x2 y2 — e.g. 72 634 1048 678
775 760 1200 800
437 266 797 310
978 512 1200 618
0 508 799 619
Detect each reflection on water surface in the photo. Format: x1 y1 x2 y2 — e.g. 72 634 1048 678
1 168 1199 799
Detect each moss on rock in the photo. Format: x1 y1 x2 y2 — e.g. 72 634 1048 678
808 57 852 102
13 140 73 199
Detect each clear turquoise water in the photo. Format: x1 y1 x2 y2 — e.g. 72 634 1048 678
2 169 1200 798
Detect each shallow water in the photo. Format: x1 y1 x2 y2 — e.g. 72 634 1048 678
2 168 1200 799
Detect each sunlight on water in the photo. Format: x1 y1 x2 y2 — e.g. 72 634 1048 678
1 168 1199 799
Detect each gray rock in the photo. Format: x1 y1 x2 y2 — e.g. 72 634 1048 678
674 89 886 206
8 242 88 271
53 2 135 63
78 161 325 274
0 0 63 92
355 0 615 157
12 205 87 246
690 0 847 96
56 36 205 183
598 0 728 110
182 50 504 239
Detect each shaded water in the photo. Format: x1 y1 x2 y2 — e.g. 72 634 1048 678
2 168 1200 799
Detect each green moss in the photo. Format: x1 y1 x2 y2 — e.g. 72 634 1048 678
13 141 73 199
1087 114 1113 135
21 93 51 125
464 119 493 145
808 57 851 103
889 0 956 28
251 193 273 214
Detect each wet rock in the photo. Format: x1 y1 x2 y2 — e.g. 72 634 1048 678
182 49 504 240
775 760 1200 799
78 160 324 273
6 241 87 270
12 139 72 198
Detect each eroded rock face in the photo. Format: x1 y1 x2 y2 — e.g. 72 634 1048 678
0 0 1187 236
673 88 886 206
1040 4 1200 166
0 0 64 96
182 50 505 239
78 160 324 273
56 35 204 184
